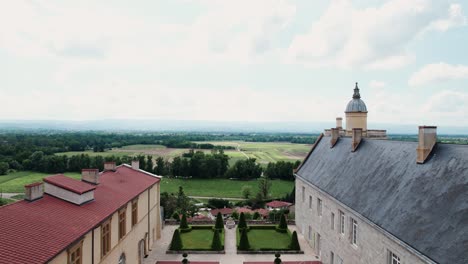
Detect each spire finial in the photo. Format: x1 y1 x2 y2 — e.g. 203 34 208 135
353 82 361 99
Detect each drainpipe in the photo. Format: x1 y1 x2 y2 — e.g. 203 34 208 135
91 229 94 264
147 188 151 253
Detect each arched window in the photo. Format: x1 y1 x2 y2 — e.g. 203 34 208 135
118 253 126 264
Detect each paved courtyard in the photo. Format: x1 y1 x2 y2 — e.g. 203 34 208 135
144 225 320 264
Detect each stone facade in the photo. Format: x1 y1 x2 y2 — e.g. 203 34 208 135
295 177 435 264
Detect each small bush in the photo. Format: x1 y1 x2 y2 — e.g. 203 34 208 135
289 231 300 250
274 253 282 264
238 212 247 229
238 228 250 250
232 211 239 220
211 229 223 250
215 212 224 230
180 213 189 229
169 229 183 250
253 211 261 220
172 212 180 221
278 214 287 230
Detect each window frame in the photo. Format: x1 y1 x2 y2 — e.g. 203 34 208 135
101 219 112 257
339 210 345 235
351 217 358 245
132 199 138 227
68 240 83 264
331 212 335 230
119 207 127 240
302 186 305 202
309 195 312 209
388 250 401 264
330 251 334 264
317 198 322 216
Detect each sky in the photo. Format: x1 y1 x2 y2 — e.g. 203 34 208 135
1 0 467 127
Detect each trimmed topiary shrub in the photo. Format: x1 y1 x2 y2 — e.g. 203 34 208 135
182 252 188 264
170 229 183 250
238 212 247 229
238 228 250 250
278 214 287 229
215 212 224 230
180 213 189 229
211 229 223 250
231 211 239 220
289 231 300 250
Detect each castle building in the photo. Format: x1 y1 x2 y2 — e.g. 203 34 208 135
0 161 162 264
295 83 467 264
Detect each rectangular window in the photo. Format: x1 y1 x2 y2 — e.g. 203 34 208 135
388 251 401 264
331 212 335 230
317 198 322 216
351 217 358 245
316 233 321 256
101 220 111 257
309 195 312 209
330 251 334 264
132 200 138 226
339 210 345 234
302 186 305 202
308 226 312 240
119 208 126 240
68 242 82 264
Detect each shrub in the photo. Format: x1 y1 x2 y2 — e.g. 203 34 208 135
253 211 261 220
278 214 287 230
208 198 231 209
274 253 282 264
238 212 247 229
180 213 189 229
172 212 180 221
231 211 239 220
182 252 189 264
238 228 250 250
215 212 224 230
289 231 300 250
211 229 223 250
169 229 183 250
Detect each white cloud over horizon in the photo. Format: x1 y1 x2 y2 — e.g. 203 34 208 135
0 0 467 127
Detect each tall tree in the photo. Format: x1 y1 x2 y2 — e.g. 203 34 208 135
146 155 154 172
258 175 272 200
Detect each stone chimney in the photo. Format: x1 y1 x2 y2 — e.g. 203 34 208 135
336 117 343 129
104 162 116 171
417 126 437 164
81 169 100 184
24 182 44 201
132 160 140 170
352 128 363 152
330 128 340 148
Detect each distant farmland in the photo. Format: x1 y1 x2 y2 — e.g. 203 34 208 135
58 141 312 165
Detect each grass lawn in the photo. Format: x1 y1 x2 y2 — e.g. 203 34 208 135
161 178 294 199
237 226 292 250
179 227 224 250
0 197 15 206
0 171 81 193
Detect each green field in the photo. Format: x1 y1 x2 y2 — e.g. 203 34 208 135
179 228 224 250
0 171 294 199
161 178 294 198
237 226 292 250
0 171 81 193
57 141 311 166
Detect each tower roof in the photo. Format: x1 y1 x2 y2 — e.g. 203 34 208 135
345 82 367 113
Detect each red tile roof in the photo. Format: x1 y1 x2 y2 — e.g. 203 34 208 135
24 182 43 187
44 174 96 194
210 207 233 216
254 208 269 217
266 200 292 208
0 165 160 264
236 207 254 214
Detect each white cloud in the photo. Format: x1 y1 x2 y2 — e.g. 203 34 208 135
428 3 467 32
369 80 386 88
408 62 468 86
286 0 462 69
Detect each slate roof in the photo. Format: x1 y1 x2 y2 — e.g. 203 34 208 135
0 165 160 264
296 136 468 264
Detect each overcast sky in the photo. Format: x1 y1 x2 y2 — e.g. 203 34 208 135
1 0 467 126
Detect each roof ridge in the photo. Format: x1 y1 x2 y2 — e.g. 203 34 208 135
120 164 162 178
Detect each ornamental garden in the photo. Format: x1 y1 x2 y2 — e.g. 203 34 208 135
168 212 301 254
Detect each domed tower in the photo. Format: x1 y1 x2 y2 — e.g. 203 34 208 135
345 82 367 135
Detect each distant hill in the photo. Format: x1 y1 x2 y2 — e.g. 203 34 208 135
0 119 466 135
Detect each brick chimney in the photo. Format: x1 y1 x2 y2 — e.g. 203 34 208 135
132 160 140 170
104 162 116 171
352 128 362 152
81 169 100 184
330 128 340 148
417 126 437 164
24 182 44 201
336 117 343 129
